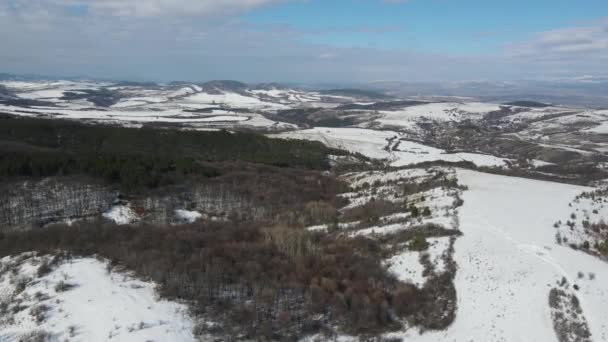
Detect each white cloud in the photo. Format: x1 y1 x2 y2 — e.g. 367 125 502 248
0 1 606 82
509 19 608 56
4 0 292 17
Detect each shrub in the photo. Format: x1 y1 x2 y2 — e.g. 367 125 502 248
55 280 74 293
409 205 420 218
30 304 50 323
18 330 50 342
409 234 429 251
597 240 608 256
36 260 51 277
15 277 28 294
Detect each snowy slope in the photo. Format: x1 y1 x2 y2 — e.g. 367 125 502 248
0 80 297 130
0 254 195 342
271 127 398 159
385 170 608 342
374 102 501 130
310 170 608 342
272 127 509 167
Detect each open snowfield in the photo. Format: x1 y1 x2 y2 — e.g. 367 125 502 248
272 127 509 167
386 237 452 287
0 103 292 128
181 91 288 110
0 254 195 342
374 102 501 129
391 141 509 167
385 170 608 342
271 127 398 159
0 80 299 129
585 120 608 134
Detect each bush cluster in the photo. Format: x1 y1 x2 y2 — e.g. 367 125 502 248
0 222 428 339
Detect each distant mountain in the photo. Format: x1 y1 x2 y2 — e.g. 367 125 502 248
503 101 551 108
320 88 392 100
114 81 159 87
0 72 69 82
368 79 608 107
0 84 12 99
0 73 14 81
336 100 426 111
200 80 248 92
255 82 286 90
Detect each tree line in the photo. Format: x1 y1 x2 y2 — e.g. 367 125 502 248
0 115 343 191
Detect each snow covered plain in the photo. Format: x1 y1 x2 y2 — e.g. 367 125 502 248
0 80 299 130
0 254 195 342
374 102 501 129
271 127 510 168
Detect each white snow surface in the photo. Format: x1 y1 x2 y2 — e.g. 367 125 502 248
272 127 509 167
272 127 397 159
374 102 501 129
386 237 451 287
0 254 195 342
182 91 287 110
386 170 608 342
320 170 608 342
103 205 138 225
585 121 608 134
0 80 298 129
175 209 203 223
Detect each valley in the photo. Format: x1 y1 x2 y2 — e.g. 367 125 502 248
1 77 608 341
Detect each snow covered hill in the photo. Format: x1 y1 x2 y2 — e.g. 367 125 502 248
0 79 366 130
307 170 608 342
271 127 510 168
3 77 608 341
0 254 195 342
390 170 608 342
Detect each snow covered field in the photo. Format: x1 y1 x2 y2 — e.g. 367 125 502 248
272 127 398 160
312 170 608 342
386 237 452 287
374 102 501 129
0 254 195 342
386 170 608 342
272 127 509 167
0 80 299 130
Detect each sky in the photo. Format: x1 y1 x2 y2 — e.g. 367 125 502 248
0 0 606 83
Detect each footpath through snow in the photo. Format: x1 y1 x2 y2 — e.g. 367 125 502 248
388 169 608 342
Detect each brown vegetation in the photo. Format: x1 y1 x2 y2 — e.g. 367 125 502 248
0 220 445 339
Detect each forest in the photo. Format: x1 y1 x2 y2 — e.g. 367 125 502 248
0 220 447 340
0 114 459 340
0 114 342 191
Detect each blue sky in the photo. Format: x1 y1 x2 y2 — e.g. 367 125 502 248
0 0 606 82
244 0 607 53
